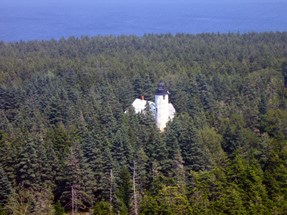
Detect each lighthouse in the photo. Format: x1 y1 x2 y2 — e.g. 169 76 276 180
155 81 170 131
127 81 176 132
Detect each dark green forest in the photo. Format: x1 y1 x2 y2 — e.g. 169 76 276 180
0 32 287 214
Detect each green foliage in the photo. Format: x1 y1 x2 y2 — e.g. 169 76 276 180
197 126 226 167
262 109 287 140
156 186 192 215
46 123 72 164
116 167 132 210
93 201 112 215
282 62 287 88
0 205 8 215
140 195 160 215
16 139 41 188
54 201 65 215
177 113 211 171
0 32 287 213
5 185 55 215
60 145 95 211
0 167 13 205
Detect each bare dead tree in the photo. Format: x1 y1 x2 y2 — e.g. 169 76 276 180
71 185 77 215
132 161 138 215
69 184 79 215
67 184 91 215
109 169 114 213
64 147 93 215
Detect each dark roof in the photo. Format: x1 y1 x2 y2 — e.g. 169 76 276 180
155 81 168 95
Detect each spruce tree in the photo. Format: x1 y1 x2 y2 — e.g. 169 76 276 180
16 139 41 188
0 167 13 205
178 113 210 171
48 123 72 164
116 167 131 212
82 132 114 200
60 145 95 212
165 122 185 187
0 131 16 185
112 126 132 167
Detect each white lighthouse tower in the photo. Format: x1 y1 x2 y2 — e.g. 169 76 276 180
127 81 176 132
155 81 170 131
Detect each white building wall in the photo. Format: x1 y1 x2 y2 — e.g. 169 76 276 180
155 94 169 131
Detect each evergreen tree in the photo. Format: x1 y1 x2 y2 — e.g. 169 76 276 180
263 146 287 213
222 124 246 157
213 182 246 214
282 63 287 88
178 113 210 171
145 129 169 190
47 95 64 125
165 122 185 187
197 127 226 167
112 126 132 167
258 95 268 116
132 146 148 199
82 132 114 200
47 123 72 164
37 144 54 188
156 186 192 215
0 33 287 213
98 105 118 140
60 146 95 212
243 161 269 214
16 139 41 189
45 144 61 188
0 131 9 166
0 167 13 206
0 88 19 110
116 167 131 213
196 73 215 113
187 171 211 215
0 131 16 185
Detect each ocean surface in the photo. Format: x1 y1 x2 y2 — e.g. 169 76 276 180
0 0 287 42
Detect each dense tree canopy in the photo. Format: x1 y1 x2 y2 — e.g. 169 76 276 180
0 32 287 214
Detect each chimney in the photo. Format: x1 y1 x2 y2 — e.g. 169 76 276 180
141 95 144 100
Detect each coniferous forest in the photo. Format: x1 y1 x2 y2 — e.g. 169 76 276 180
0 32 287 214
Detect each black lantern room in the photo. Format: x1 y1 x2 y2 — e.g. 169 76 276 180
155 81 168 95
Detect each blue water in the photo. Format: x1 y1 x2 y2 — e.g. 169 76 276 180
0 0 286 41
